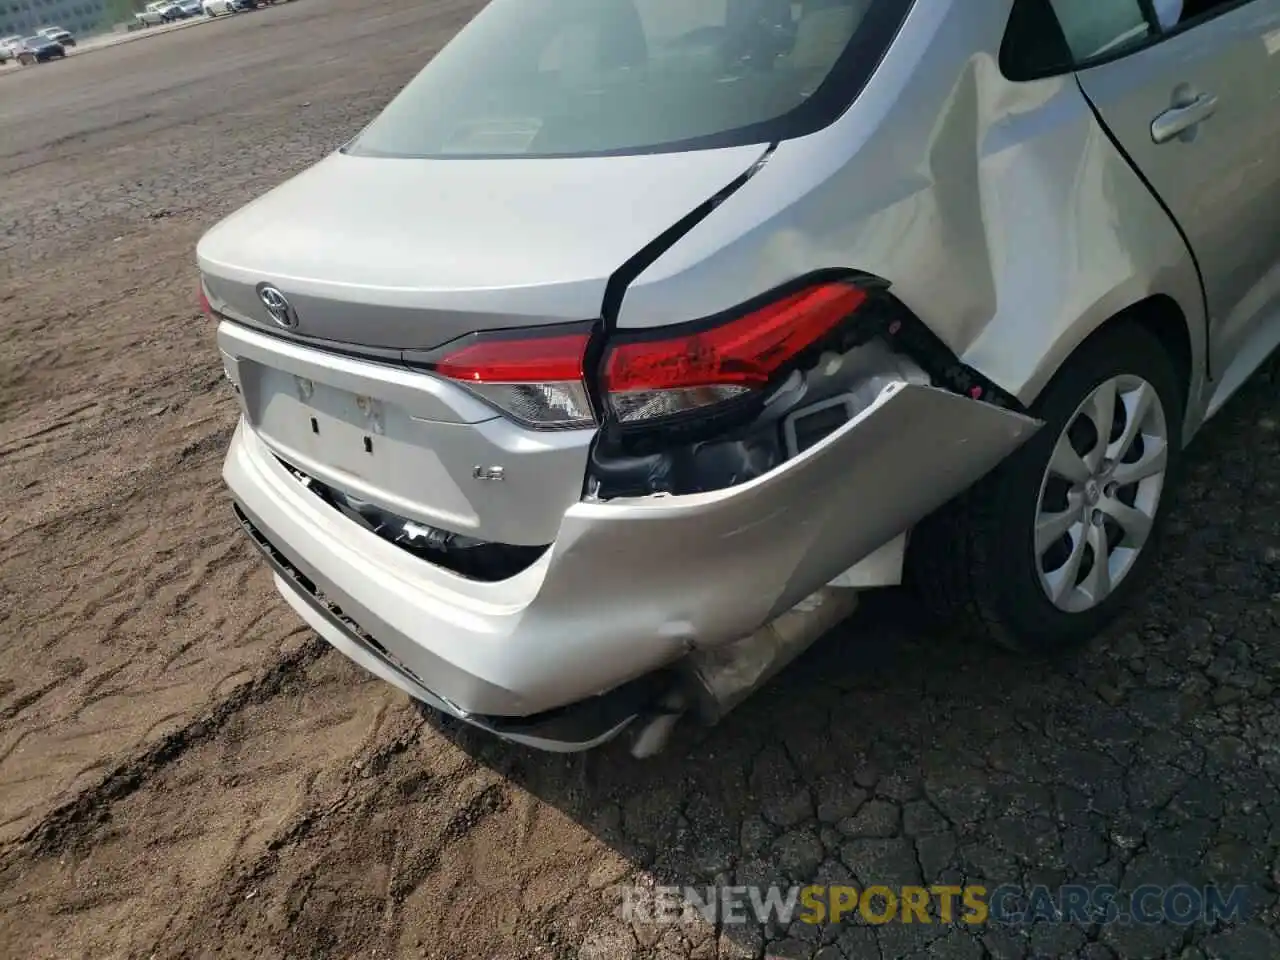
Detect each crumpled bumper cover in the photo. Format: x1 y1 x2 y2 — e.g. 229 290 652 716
225 380 1040 746
235 502 666 752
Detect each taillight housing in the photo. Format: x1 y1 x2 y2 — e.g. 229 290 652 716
406 324 596 430
407 279 871 434
199 282 213 319
601 280 868 427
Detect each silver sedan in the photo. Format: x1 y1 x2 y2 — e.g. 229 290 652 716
198 0 1280 753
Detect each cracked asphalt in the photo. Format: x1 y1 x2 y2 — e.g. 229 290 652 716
2 0 1279 957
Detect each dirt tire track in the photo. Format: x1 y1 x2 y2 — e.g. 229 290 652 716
5 634 328 862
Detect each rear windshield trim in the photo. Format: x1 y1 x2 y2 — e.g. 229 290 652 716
346 0 916 161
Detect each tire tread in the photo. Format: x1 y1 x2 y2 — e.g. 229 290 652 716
907 320 1183 654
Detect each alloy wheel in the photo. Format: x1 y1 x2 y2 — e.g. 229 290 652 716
1034 374 1169 613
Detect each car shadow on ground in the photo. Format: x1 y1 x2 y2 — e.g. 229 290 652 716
419 589 1039 952
417 354 1280 960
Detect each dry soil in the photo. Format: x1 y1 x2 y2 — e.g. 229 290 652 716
3 3 1280 959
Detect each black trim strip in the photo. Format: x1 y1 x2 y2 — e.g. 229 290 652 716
600 145 776 328
215 310 413 367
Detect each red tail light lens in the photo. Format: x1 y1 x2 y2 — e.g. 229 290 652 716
432 333 589 384
410 282 868 433
602 282 868 424
199 283 213 319
414 329 596 430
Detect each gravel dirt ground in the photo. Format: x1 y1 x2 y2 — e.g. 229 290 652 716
3 2 1280 958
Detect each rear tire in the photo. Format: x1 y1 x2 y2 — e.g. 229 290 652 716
907 322 1183 655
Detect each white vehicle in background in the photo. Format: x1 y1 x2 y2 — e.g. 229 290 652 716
37 26 75 47
203 0 252 16
135 1 182 26
0 35 22 58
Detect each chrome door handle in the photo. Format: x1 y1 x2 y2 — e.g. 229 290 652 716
1151 93 1219 144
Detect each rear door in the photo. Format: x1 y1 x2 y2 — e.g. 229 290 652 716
1062 0 1280 380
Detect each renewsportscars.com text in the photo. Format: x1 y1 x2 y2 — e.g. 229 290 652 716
619 883 1250 927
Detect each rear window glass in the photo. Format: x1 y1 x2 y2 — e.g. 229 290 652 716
348 0 911 159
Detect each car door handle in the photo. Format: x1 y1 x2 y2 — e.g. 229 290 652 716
1151 93 1219 144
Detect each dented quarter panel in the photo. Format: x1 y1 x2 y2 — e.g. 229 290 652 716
615 0 1206 433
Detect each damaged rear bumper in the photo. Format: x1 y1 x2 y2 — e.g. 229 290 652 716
234 503 667 751
225 380 1039 751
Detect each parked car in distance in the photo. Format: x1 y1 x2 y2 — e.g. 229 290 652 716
201 0 1280 756
36 26 75 47
136 1 183 26
15 35 65 64
203 0 253 15
176 0 204 17
0 35 23 58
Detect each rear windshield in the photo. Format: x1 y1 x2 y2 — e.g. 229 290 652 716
348 0 910 159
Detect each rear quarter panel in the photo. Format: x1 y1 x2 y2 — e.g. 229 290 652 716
616 0 1206 436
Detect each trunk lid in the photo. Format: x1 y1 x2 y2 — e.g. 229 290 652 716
197 146 769 350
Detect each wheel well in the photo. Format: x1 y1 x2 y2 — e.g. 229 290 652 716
1076 295 1194 408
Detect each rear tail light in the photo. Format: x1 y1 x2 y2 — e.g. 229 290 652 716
601 281 868 425
410 327 596 430
409 280 869 433
199 283 213 319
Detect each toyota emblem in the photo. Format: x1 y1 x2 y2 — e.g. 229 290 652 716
256 283 297 329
